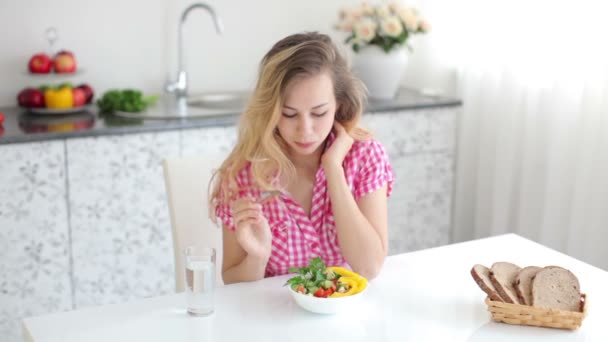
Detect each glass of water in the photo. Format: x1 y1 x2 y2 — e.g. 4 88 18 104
184 246 216 316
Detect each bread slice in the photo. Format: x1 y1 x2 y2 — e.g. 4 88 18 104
514 266 541 305
470 264 503 301
489 262 521 304
531 266 581 312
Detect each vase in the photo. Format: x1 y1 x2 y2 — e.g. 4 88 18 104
351 45 408 100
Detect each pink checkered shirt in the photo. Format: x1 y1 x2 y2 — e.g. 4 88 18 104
216 133 394 277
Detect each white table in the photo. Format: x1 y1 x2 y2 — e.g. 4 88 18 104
23 234 608 341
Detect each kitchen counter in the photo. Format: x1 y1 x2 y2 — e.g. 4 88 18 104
0 88 461 145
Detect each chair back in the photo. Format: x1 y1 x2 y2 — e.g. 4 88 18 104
163 155 225 291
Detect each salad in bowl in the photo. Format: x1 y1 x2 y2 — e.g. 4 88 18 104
285 257 368 314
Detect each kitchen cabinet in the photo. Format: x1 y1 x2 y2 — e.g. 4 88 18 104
0 141 72 342
362 107 455 253
0 105 458 342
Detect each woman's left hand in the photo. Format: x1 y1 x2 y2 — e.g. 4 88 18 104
321 121 354 169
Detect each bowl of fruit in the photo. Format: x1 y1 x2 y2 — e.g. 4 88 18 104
17 83 94 115
285 257 368 314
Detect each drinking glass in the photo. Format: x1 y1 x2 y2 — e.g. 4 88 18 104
184 246 216 316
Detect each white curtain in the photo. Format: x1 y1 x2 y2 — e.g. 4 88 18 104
440 0 608 270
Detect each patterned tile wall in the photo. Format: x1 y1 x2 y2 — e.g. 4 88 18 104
362 108 456 254
66 132 180 308
180 126 237 157
0 141 72 342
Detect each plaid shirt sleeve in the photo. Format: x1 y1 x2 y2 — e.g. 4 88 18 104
214 165 252 232
215 195 236 231
353 139 395 200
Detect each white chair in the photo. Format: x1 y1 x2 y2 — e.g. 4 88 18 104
163 155 225 292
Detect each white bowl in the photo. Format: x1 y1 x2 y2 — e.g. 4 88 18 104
288 285 367 314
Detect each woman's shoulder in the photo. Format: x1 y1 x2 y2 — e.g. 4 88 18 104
221 161 255 189
347 138 389 162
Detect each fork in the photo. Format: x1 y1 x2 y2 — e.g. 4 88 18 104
259 190 282 203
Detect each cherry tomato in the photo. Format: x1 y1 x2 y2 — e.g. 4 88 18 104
314 288 326 297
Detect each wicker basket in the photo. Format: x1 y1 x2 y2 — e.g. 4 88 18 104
485 294 587 330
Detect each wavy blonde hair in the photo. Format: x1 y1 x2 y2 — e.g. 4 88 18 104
209 32 368 220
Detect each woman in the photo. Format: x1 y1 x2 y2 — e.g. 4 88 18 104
210 32 394 284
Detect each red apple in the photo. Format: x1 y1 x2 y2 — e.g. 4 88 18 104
28 53 52 73
17 88 45 108
72 88 87 107
53 50 77 73
76 84 94 103
57 50 73 57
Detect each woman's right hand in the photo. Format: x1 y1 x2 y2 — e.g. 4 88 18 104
231 196 272 261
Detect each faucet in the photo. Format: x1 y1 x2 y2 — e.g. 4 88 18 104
166 3 223 99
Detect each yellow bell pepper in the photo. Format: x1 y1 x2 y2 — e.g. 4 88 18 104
330 276 359 298
327 266 360 279
327 266 368 295
44 87 73 109
357 277 368 293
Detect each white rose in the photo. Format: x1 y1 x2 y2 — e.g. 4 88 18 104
349 8 363 21
337 20 354 32
354 19 377 42
418 19 431 32
388 1 403 14
360 2 374 16
380 16 403 37
399 9 418 31
349 36 365 46
376 4 391 18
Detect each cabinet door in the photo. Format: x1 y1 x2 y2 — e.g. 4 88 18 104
0 141 72 342
180 126 237 158
362 108 457 253
66 132 180 308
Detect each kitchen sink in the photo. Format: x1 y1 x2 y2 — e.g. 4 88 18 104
187 91 250 110
112 91 250 120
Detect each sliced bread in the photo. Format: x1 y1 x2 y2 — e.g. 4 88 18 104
470 264 503 302
489 262 521 304
514 266 541 305
531 266 581 312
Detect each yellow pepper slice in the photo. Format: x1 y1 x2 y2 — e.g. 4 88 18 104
327 266 360 279
357 277 368 293
327 266 368 295
44 87 74 109
330 276 359 298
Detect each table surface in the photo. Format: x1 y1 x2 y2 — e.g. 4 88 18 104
22 234 608 342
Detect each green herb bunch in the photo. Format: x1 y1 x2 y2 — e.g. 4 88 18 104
96 89 158 114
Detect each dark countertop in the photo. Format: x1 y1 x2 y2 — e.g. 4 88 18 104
0 88 461 145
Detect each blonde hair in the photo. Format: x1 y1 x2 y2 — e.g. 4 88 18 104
209 32 367 219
